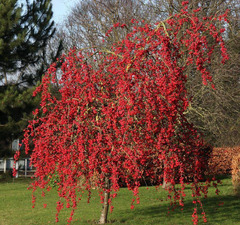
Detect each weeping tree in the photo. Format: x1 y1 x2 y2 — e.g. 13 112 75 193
14 2 229 224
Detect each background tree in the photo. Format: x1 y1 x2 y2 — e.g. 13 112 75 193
22 37 63 86
59 0 160 51
0 38 63 158
0 86 40 157
0 0 56 86
0 0 63 157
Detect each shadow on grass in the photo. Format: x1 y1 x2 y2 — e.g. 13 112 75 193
117 193 240 225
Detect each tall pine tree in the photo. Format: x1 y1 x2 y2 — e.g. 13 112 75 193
0 0 61 157
0 0 55 85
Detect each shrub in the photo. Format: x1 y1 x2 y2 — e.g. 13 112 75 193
232 153 240 196
0 170 13 181
208 146 240 176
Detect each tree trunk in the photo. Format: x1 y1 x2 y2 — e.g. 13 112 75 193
162 177 171 190
3 68 8 85
162 160 171 190
99 177 110 224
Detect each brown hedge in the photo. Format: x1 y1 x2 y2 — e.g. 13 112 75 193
232 152 240 195
208 146 240 176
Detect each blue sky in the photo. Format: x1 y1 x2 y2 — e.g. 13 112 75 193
51 0 78 24
18 0 78 24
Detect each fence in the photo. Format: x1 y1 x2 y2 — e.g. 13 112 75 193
0 158 34 178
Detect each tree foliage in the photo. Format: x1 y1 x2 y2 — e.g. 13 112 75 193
158 0 240 147
0 0 63 157
59 0 240 147
0 86 40 157
15 3 229 224
0 0 55 85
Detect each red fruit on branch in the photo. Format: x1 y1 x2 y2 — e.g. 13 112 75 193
15 3 228 224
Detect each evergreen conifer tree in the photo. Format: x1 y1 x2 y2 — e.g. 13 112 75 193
0 0 55 85
0 0 61 157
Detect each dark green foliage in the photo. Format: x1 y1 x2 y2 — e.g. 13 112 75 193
0 86 40 157
22 38 63 86
0 0 55 85
0 0 63 156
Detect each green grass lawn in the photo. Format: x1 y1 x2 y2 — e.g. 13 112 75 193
0 176 239 225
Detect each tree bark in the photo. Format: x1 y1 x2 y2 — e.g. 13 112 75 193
162 159 172 190
3 68 8 85
162 177 171 190
99 177 110 224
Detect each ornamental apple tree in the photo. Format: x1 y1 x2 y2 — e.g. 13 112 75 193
14 2 228 224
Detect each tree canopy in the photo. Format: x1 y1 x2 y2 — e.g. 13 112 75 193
59 0 240 147
15 3 229 224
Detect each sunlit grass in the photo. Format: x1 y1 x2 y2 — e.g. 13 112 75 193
0 176 239 225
